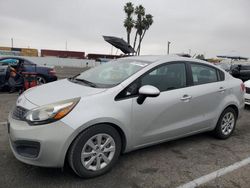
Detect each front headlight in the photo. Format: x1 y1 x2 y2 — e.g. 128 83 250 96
25 97 80 125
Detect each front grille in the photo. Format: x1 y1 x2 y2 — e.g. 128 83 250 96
246 98 250 103
246 87 250 94
12 106 28 120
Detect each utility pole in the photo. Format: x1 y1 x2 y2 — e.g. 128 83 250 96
11 38 13 48
167 41 171 54
65 40 68 51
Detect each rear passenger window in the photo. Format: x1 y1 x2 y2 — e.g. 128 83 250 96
191 64 218 85
218 70 225 81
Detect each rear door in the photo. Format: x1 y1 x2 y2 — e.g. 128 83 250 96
187 62 226 128
22 60 36 72
0 58 18 85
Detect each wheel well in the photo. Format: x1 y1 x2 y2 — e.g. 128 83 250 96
104 123 127 153
225 105 239 119
64 123 127 166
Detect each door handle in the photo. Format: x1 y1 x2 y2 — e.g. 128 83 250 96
180 95 192 101
218 87 225 93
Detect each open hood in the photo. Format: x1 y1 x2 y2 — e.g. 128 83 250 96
103 36 135 54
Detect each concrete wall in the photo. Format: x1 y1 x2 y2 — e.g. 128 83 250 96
0 55 100 68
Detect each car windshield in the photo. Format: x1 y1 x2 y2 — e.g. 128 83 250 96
74 59 149 88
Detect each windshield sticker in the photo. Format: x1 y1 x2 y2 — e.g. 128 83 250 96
130 62 148 67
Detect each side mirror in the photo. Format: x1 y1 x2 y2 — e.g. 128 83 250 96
137 85 160 105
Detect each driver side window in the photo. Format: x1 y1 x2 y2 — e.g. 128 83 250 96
140 63 186 92
116 62 187 99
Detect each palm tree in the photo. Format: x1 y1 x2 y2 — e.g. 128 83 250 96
123 3 153 55
133 5 145 53
124 2 134 45
137 14 153 55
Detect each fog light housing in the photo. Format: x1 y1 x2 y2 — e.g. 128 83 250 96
13 140 40 158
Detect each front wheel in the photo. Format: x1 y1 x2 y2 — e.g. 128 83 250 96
213 107 237 139
68 124 121 178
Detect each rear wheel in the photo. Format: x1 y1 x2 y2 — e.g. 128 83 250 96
68 124 121 178
213 107 237 139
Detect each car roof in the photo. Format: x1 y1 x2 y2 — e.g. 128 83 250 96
121 55 208 65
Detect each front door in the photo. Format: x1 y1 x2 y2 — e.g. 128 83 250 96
130 62 199 147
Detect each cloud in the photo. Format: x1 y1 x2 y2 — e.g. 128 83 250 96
0 0 249 57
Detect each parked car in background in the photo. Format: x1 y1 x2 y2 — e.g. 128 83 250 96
244 80 250 105
217 62 231 72
230 64 250 82
8 55 244 178
0 57 57 85
216 63 250 82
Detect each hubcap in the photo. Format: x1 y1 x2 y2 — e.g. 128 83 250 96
221 112 235 135
36 76 46 85
81 133 116 171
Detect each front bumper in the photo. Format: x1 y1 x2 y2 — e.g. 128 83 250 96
8 114 74 167
245 93 250 105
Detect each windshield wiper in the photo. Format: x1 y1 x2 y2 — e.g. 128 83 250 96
74 78 97 88
69 74 80 80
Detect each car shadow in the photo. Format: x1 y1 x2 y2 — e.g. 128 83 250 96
13 132 212 177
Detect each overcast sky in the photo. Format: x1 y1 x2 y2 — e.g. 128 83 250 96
0 0 249 58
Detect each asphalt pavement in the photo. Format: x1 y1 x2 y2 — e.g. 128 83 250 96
0 69 250 188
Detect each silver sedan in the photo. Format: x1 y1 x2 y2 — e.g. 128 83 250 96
8 55 245 178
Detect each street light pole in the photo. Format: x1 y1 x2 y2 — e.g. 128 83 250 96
167 41 171 54
11 38 13 48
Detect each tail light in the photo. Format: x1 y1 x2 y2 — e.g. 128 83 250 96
240 83 245 92
49 68 56 75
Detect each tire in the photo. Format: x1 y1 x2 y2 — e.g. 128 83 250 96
68 124 122 178
213 107 237 139
36 75 47 85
